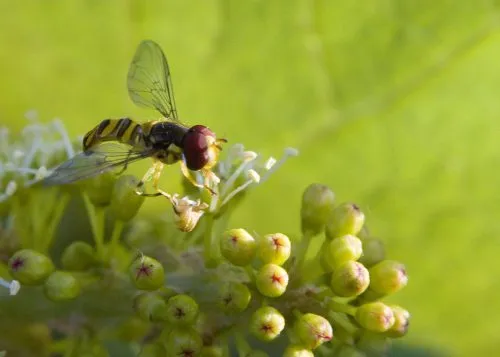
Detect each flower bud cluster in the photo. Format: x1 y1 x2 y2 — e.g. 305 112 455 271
0 116 410 356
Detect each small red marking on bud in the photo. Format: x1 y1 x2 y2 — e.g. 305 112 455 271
10 257 24 271
175 307 186 318
182 349 194 357
272 237 283 249
271 273 283 284
223 294 233 306
135 263 153 279
261 324 272 333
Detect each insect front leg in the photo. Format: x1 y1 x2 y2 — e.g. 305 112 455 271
180 160 216 196
135 163 167 197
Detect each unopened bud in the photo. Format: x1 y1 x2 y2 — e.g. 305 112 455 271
330 261 370 297
44 271 81 301
83 171 116 207
323 235 363 271
283 345 314 357
61 241 96 271
161 328 202 357
8 249 54 285
133 293 169 322
300 184 335 235
218 282 252 313
369 260 408 295
359 238 385 267
294 313 333 350
325 203 365 239
355 302 395 332
250 306 285 341
129 255 165 291
165 294 199 326
385 305 410 338
257 233 291 265
255 264 289 298
110 175 145 221
220 228 256 266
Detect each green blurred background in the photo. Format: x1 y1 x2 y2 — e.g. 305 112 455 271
1 1 499 356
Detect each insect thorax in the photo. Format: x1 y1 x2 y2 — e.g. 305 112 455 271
146 121 188 165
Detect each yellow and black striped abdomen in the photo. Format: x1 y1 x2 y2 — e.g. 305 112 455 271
83 118 145 151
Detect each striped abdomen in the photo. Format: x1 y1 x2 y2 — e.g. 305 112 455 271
83 118 145 151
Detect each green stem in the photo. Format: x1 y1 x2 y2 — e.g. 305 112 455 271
109 219 124 261
203 213 215 266
327 298 357 316
234 332 251 357
82 194 106 261
328 311 358 335
42 192 70 254
296 231 314 271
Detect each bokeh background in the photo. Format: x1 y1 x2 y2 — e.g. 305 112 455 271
1 1 499 356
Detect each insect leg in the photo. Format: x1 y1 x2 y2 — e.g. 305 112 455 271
135 165 162 197
151 162 173 199
180 160 216 196
115 151 132 176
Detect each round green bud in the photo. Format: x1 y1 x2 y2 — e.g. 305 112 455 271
385 305 410 338
323 235 363 271
200 346 224 357
283 345 314 357
257 233 291 265
44 271 81 301
110 175 145 221
218 282 252 313
294 313 333 350
8 249 55 285
161 328 202 357
129 256 165 291
83 171 116 207
255 264 289 298
138 342 167 357
133 293 169 322
300 183 335 235
165 294 199 326
61 241 96 271
355 302 395 332
330 261 370 297
325 203 365 239
368 260 408 295
220 228 256 266
246 350 269 357
250 306 285 341
358 238 385 268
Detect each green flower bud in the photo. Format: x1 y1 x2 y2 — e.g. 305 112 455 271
61 241 96 271
257 233 291 265
255 264 289 298
323 235 363 271
165 294 199 326
110 175 145 221
129 255 165 291
44 271 81 301
250 306 285 341
138 342 167 357
283 345 314 357
161 328 202 357
133 293 169 322
358 238 385 268
220 228 256 266
385 305 410 338
200 346 224 357
218 282 252 313
355 302 395 332
83 171 116 207
368 260 408 295
246 350 269 357
294 313 333 350
300 183 335 235
8 249 54 285
325 203 365 239
330 261 370 297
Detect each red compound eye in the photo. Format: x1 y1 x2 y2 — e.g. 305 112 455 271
183 125 217 170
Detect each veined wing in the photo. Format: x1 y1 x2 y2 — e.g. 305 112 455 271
127 40 179 122
41 142 153 186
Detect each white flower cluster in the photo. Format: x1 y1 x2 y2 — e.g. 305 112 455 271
0 111 76 203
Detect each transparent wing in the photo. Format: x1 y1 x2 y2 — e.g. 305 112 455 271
41 143 153 186
127 40 179 122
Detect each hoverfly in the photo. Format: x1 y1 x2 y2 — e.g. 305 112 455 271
42 40 226 197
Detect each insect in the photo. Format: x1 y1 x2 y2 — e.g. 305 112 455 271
42 40 226 197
